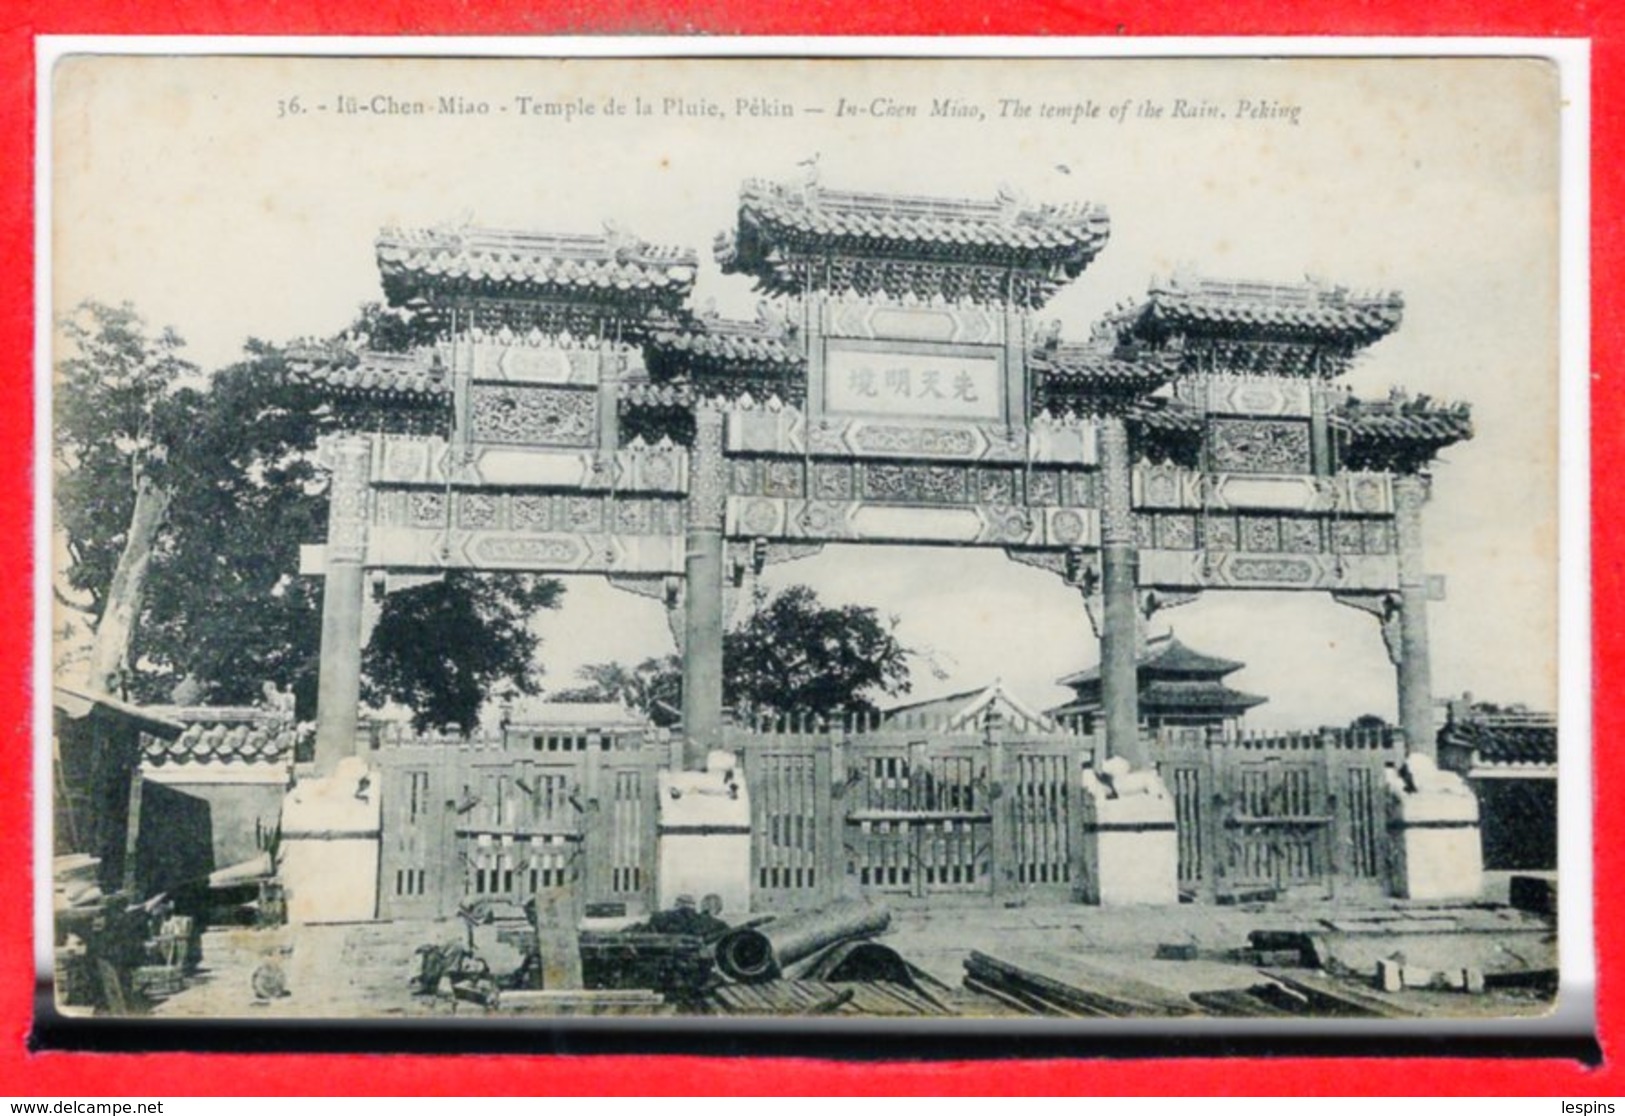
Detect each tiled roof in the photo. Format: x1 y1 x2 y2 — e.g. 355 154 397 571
1122 276 1404 347
733 179 1110 254
377 225 698 308
1125 399 1203 435
1140 679 1268 711
1030 341 1178 395
1439 710 1556 769
1334 397 1473 446
645 308 803 376
287 343 451 398
143 721 300 767
719 179 1110 304
1059 635 1247 688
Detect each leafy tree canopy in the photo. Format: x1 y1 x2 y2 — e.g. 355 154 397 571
55 300 563 723
363 573 563 734
557 585 913 723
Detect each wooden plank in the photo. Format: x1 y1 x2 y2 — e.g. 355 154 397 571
1257 968 1416 1019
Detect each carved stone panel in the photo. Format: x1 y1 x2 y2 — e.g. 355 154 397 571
1026 471 1061 507
469 384 598 447
1363 519 1395 555
326 436 372 563
408 491 447 529
511 494 554 533
1155 514 1198 549
1208 417 1313 475
977 468 1017 506
564 495 605 533
1205 515 1239 552
1239 514 1282 552
1280 517 1323 554
1332 520 1366 554
729 459 759 496
861 463 970 505
762 460 805 498
812 461 855 500
457 493 502 530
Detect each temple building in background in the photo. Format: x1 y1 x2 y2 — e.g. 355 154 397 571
1050 633 1267 738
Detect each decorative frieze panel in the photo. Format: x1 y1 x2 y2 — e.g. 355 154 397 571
371 435 685 493
372 490 684 538
725 459 1096 512
1280 517 1323 554
1205 516 1239 551
1130 464 1393 515
367 526 683 575
1174 374 1314 418
459 339 605 385
1155 514 1197 549
1137 548 1400 592
470 384 598 447
1239 515 1281 552
323 436 373 564
823 299 1003 345
862 464 970 504
1208 417 1313 475
722 497 1096 548
725 409 1095 465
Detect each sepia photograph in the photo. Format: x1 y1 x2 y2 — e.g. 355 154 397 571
42 49 1575 1034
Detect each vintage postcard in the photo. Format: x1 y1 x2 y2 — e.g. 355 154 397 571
43 48 1578 1033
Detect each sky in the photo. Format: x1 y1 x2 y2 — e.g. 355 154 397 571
50 53 1565 728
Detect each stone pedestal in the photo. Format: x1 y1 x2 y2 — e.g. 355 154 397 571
279 756 381 924
657 750 751 917
1078 760 1179 906
1385 753 1484 901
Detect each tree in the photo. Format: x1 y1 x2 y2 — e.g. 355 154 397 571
560 585 914 723
55 300 566 724
363 573 563 733
724 585 912 720
53 302 196 693
553 656 683 727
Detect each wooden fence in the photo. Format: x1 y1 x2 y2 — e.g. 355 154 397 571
364 719 1399 918
727 713 1094 911
1152 726 1399 901
371 732 658 920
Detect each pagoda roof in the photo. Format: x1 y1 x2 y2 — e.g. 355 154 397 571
1118 275 1404 348
376 224 698 310
718 178 1110 306
287 342 451 399
1058 634 1248 689
1140 679 1268 711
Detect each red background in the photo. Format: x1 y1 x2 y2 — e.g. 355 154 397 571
2 0 1614 1095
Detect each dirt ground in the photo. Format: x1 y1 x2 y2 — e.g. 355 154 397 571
143 875 1557 1022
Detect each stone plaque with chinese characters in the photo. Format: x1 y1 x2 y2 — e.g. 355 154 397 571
822 339 1004 422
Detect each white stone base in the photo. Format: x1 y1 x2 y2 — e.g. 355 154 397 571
657 750 752 917
1386 754 1484 901
279 756 381 924
1078 763 1180 906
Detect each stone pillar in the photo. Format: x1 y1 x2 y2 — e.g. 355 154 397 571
1393 473 1436 758
682 407 726 771
314 436 371 776
1097 416 1145 768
